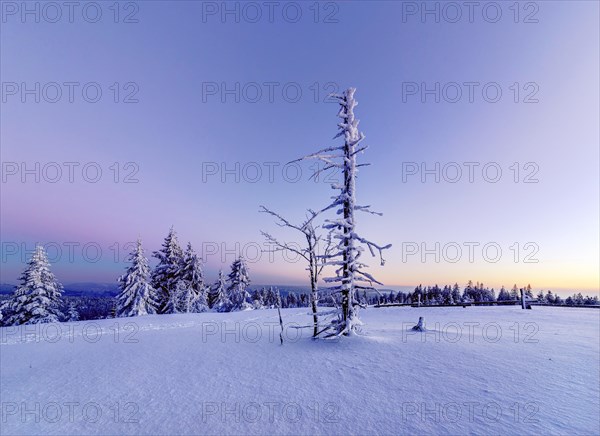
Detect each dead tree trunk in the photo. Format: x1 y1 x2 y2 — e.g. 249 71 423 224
276 290 284 345
307 236 319 338
292 87 391 338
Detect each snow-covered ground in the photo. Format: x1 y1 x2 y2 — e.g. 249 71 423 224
1 306 598 435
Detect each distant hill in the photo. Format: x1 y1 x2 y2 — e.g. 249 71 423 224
0 283 15 295
0 282 119 297
0 282 399 298
62 282 120 297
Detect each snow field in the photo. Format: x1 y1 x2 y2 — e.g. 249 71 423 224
1 306 598 435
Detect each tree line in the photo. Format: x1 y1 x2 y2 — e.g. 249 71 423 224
372 281 599 307
0 228 313 326
1 243 597 326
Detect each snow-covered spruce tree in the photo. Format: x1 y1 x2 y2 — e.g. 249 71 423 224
67 302 80 322
191 289 209 313
451 283 461 303
510 284 519 300
0 299 10 326
226 257 252 311
294 88 391 337
525 284 534 299
251 289 264 309
498 286 510 301
287 292 298 308
152 227 184 313
5 245 64 325
211 270 231 312
163 280 183 314
265 287 277 308
116 239 157 317
179 243 208 313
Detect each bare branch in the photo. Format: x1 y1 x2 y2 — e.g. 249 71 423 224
260 230 309 262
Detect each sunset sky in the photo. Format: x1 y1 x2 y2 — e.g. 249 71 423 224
1 1 598 295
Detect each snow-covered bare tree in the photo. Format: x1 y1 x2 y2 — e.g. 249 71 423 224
116 239 157 317
179 243 208 313
260 206 333 338
226 257 252 311
5 245 64 325
293 87 391 337
152 227 184 313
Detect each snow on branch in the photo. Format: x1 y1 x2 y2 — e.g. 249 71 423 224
284 87 392 337
354 205 383 216
353 234 392 266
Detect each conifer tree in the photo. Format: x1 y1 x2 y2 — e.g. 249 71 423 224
116 239 157 317
0 299 11 326
451 283 461 303
498 286 510 301
251 289 264 309
161 282 181 314
265 287 277 308
67 302 80 322
152 227 184 313
5 245 63 325
537 290 545 302
226 257 252 311
180 243 208 313
211 270 231 312
525 284 533 299
510 284 519 300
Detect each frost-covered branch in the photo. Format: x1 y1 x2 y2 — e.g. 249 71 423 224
288 87 392 338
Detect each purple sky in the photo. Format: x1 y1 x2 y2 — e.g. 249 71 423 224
1 1 598 295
